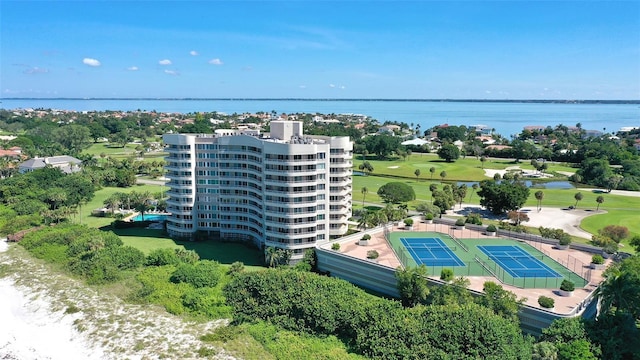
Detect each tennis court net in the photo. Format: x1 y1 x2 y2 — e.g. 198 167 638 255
489 254 544 261
408 245 457 252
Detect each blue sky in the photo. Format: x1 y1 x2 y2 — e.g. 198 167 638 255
1 1 639 99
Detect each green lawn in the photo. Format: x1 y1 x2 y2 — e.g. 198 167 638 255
77 184 164 228
356 153 577 181
353 174 640 240
110 228 264 267
84 142 167 163
580 209 639 254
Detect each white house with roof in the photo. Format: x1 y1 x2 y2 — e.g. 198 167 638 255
18 156 82 174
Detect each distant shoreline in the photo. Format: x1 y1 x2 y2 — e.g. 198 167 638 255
2 98 640 104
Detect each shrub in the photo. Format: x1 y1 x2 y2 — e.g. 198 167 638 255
440 269 454 282
146 248 180 266
174 248 200 264
603 242 618 254
227 261 245 276
455 218 466 227
331 243 340 251
404 218 414 226
170 260 223 288
558 235 571 246
465 213 483 225
560 280 575 292
538 296 555 309
598 225 629 243
361 234 371 241
486 224 497 233
367 250 379 259
591 255 604 265
425 213 434 220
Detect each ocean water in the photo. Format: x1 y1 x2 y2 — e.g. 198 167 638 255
1 99 638 138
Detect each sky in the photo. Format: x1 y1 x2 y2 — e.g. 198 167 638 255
1 1 639 100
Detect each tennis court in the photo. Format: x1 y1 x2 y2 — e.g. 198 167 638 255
401 237 465 267
478 245 562 278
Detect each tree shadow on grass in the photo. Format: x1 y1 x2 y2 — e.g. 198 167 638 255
100 225 264 266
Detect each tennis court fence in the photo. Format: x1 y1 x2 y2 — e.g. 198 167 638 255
392 241 589 289
448 233 469 252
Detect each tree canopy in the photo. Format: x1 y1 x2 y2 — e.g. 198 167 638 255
477 179 530 215
437 143 461 162
377 182 416 203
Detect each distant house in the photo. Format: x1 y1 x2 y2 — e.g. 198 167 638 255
523 125 546 132
475 136 496 145
485 145 512 151
583 129 603 138
469 124 493 136
18 155 82 174
401 138 430 146
0 146 23 160
379 124 401 134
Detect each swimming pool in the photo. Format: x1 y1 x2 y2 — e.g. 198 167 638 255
132 214 168 222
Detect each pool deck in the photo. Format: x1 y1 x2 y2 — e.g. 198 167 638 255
339 219 608 315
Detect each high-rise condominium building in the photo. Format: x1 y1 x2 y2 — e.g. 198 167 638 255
163 121 353 262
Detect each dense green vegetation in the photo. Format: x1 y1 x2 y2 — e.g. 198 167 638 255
224 269 533 359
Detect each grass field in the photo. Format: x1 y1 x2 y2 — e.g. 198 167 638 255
110 228 264 267
356 153 577 181
84 142 167 163
388 231 588 289
76 184 164 228
352 172 640 240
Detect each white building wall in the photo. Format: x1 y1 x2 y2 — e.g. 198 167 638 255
163 127 352 263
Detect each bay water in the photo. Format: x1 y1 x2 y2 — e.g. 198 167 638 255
1 99 638 138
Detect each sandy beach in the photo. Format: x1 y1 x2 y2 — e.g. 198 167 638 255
0 240 234 360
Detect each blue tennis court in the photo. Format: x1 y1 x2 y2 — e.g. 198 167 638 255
478 245 561 278
401 237 465 267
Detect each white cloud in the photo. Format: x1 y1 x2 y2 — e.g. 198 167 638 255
190 50 199 56
208 58 223 65
329 84 336 88
127 66 139 71
158 59 172 65
23 66 49 74
164 69 179 76
82 58 101 67
339 85 346 90
299 85 307 89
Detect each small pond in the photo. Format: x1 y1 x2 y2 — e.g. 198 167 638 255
456 180 575 189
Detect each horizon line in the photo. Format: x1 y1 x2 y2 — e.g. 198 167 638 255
2 98 639 104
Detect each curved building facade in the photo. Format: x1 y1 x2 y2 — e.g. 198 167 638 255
163 121 352 262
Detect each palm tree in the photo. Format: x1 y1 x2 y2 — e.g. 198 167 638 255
595 266 636 317
469 183 479 202
265 246 279 267
596 195 605 212
104 195 121 217
131 191 153 220
429 167 436 180
439 170 447 183
480 156 487 169
361 187 368 207
535 190 544 211
574 192 583 209
414 169 421 179
357 211 372 231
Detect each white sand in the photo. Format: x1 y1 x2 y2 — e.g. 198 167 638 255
450 204 595 239
1 240 100 360
0 240 234 360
